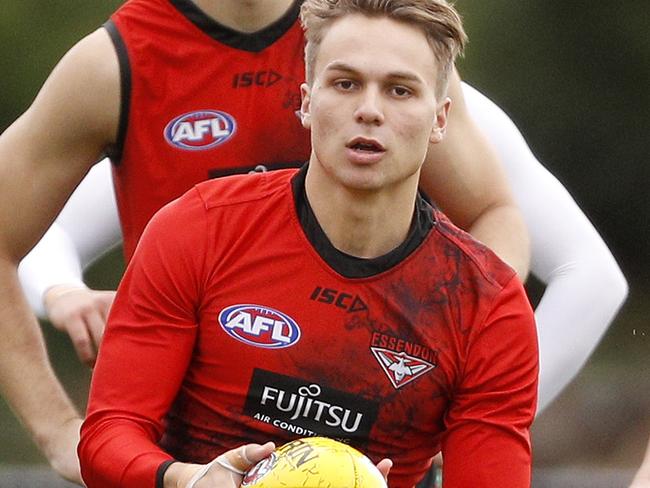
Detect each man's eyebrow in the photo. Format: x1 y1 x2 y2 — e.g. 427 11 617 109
386 71 424 84
323 61 360 75
324 62 424 84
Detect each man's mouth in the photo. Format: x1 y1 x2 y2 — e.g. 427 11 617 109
345 137 386 165
347 138 385 153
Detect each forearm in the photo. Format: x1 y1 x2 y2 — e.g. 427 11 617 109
79 414 173 487
80 202 202 486
533 221 627 411
461 82 628 411
18 223 85 318
54 158 122 266
443 277 537 487
19 160 122 319
0 259 80 449
510 147 627 411
80 318 180 488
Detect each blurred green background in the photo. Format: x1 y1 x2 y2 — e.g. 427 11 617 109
0 0 648 476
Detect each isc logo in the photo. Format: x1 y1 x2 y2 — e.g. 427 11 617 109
232 70 282 88
310 286 368 313
219 304 301 349
164 110 236 150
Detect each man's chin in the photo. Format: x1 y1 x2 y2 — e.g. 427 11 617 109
338 169 385 193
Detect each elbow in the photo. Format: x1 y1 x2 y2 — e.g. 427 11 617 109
614 271 629 308
599 256 629 313
77 423 91 486
78 416 108 488
580 251 629 318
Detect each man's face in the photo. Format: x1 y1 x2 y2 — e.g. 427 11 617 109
301 14 450 192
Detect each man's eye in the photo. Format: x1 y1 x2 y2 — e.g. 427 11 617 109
391 86 412 97
335 80 356 90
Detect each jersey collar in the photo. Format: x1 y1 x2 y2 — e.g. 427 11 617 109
168 0 302 52
291 165 436 279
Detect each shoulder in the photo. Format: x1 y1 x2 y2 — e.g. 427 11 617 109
143 169 297 243
138 170 298 269
193 169 297 211
34 28 120 143
60 28 119 90
144 185 209 240
432 210 517 290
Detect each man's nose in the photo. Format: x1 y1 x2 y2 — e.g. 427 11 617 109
353 87 384 126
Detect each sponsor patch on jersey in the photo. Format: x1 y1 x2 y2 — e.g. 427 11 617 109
370 332 437 389
244 369 379 440
219 304 300 349
164 110 236 150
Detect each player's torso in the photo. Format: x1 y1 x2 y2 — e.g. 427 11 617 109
160 171 499 487
107 0 309 259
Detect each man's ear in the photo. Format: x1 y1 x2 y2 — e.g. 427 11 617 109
299 83 312 129
430 97 451 144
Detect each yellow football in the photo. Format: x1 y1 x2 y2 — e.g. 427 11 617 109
241 437 387 488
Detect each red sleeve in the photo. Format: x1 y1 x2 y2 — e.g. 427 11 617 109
442 276 539 487
79 188 208 488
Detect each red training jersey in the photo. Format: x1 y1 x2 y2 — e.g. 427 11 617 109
106 0 309 259
79 169 539 488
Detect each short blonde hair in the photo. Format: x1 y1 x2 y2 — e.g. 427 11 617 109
300 0 467 95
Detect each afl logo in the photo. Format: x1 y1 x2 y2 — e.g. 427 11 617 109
164 110 236 150
219 304 301 349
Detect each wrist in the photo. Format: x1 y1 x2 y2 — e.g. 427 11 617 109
163 461 202 488
43 283 89 311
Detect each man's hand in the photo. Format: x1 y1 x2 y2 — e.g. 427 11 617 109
40 416 84 485
44 285 115 367
375 458 393 481
165 443 392 488
164 443 276 488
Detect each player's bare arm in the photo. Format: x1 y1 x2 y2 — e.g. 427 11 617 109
19 158 122 365
420 68 530 278
0 27 120 483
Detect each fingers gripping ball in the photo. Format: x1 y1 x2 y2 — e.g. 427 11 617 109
241 437 386 488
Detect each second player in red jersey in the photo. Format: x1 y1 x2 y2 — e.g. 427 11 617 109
107 0 310 259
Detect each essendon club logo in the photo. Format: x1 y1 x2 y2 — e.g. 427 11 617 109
370 332 436 389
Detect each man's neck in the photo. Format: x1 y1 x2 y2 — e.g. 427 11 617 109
304 163 420 259
192 0 296 33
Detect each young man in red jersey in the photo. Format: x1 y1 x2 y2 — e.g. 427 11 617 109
78 2 538 487
0 0 533 483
